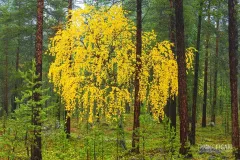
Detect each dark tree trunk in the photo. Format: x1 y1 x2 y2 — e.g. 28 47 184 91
31 0 44 159
228 0 240 158
132 0 142 154
57 96 61 123
12 2 21 112
68 0 72 11
212 19 219 124
190 0 203 145
65 111 70 138
202 0 211 128
4 39 9 116
175 0 189 155
64 0 73 139
168 0 176 129
12 36 20 112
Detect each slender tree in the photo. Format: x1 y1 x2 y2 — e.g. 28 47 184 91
228 0 240 158
64 0 72 139
190 0 203 145
132 0 142 154
31 0 44 159
4 38 8 116
202 0 211 128
12 1 21 112
175 0 189 155
168 0 176 129
212 18 219 124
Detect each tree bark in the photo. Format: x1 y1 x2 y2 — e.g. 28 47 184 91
175 0 189 155
168 0 176 129
12 34 20 112
228 0 240 158
31 0 44 159
12 2 21 112
3 38 8 116
4 38 9 116
132 0 142 154
64 0 73 139
190 0 203 145
13 1 22 112
212 18 219 124
202 0 211 128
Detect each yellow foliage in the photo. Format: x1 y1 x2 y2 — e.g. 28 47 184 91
47 5 194 123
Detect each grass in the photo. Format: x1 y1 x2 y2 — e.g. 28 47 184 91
0 113 236 160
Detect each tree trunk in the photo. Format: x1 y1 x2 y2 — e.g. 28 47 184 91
212 19 219 124
4 38 9 116
190 0 203 145
202 0 211 128
31 0 44 159
65 111 70 138
12 35 20 112
175 0 189 155
12 2 21 112
168 0 176 129
64 0 73 139
228 0 240 158
132 0 142 154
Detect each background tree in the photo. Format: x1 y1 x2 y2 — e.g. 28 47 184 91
190 0 203 145
212 1 220 124
202 0 211 128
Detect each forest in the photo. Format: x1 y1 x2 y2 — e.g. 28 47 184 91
0 0 240 159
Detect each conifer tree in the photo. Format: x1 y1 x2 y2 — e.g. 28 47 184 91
175 0 189 155
228 0 240 158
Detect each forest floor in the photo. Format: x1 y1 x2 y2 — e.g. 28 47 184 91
44 114 234 159
0 114 235 160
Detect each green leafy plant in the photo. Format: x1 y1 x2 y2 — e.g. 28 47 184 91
0 60 50 159
159 117 180 159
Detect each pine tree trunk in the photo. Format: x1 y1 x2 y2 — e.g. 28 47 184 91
31 0 44 159
12 1 21 112
175 0 189 155
168 0 176 129
202 0 211 128
228 0 240 158
132 0 142 154
4 38 9 116
212 19 219 124
190 0 203 145
13 36 20 112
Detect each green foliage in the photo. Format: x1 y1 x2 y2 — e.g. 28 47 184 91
0 0 237 159
0 60 50 159
159 117 180 159
43 129 76 160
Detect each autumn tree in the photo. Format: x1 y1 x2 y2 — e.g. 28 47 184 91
64 0 72 139
48 5 137 128
48 5 193 155
168 0 176 129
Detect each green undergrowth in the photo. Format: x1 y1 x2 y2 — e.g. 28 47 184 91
0 114 235 160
